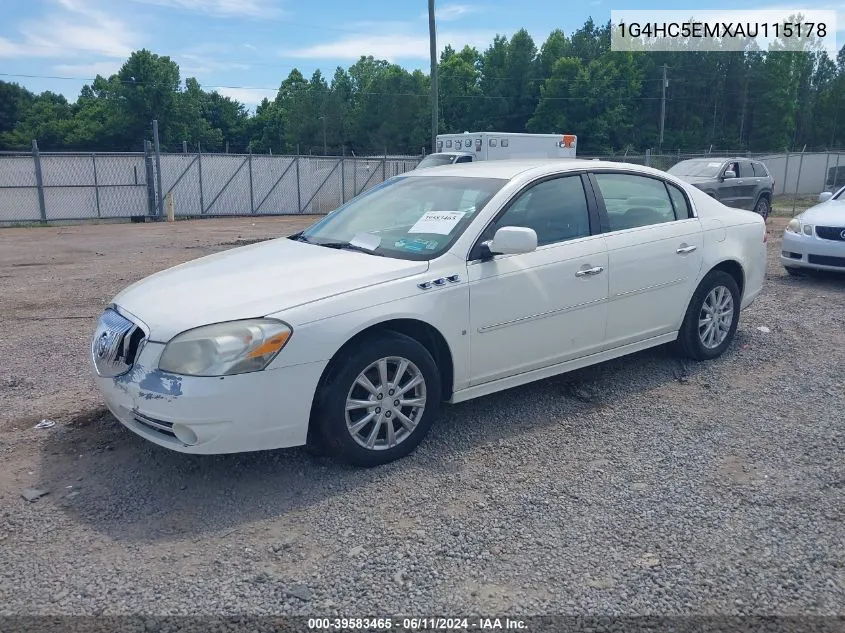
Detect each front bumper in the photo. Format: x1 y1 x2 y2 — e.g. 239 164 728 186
780 230 845 273
94 340 327 454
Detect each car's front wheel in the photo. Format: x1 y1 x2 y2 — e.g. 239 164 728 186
677 270 741 361
312 331 442 467
754 196 771 220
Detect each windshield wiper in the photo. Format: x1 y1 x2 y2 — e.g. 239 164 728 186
289 232 313 243
317 240 384 256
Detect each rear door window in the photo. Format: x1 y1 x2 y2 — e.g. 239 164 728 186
593 173 677 231
752 162 769 177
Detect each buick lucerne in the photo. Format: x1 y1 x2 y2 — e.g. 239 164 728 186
91 160 767 466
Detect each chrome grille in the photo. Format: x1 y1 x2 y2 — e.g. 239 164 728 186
92 309 145 377
815 226 845 242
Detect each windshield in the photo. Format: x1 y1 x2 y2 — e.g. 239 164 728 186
668 160 724 178
298 175 506 260
416 154 459 169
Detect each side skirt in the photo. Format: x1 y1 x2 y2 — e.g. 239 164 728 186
449 332 678 404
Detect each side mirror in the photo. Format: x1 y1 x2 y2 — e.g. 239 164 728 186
487 226 538 256
819 191 833 203
723 170 736 179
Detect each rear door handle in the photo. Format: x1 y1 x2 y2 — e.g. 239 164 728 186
676 245 697 254
575 266 604 277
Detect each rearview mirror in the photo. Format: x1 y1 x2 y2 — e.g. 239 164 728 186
723 170 736 179
819 191 833 203
486 226 538 256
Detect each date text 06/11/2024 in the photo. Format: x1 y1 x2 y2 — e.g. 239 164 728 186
307 617 528 630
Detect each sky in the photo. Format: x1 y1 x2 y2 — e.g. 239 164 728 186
0 0 843 110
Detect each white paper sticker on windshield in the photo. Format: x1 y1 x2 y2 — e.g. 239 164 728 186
349 232 381 251
408 211 466 235
707 162 722 167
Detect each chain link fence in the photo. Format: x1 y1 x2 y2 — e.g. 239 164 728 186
3 142 844 224
582 149 845 196
0 142 422 223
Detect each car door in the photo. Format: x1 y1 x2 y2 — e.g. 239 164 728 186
718 160 742 207
590 171 704 349
736 160 758 209
466 174 609 386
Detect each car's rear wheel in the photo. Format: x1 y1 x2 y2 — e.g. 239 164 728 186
677 270 741 361
313 331 441 467
754 196 771 220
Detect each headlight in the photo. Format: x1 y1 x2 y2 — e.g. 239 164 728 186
786 219 801 234
158 319 292 377
802 223 814 236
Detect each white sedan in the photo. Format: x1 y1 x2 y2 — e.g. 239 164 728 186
91 160 766 466
782 186 845 274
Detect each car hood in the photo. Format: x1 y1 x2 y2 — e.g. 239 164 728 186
798 200 845 225
112 237 429 341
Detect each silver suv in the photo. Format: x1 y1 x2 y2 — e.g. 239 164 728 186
667 158 774 219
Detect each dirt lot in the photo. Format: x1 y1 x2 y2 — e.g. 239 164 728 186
0 216 843 617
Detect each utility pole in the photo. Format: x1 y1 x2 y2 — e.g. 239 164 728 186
659 64 668 150
428 0 438 153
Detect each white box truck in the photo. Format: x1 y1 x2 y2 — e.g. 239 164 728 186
416 132 577 169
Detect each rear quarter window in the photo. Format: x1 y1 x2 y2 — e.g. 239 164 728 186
752 162 770 178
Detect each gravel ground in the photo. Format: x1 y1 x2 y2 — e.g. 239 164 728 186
0 216 843 618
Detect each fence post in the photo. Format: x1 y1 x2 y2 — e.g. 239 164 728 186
341 157 346 205
144 140 156 217
197 143 205 214
92 153 101 218
295 155 301 213
792 146 806 216
248 148 255 214
152 119 164 218
645 148 651 167
31 140 47 224
782 150 790 196
353 159 357 197
383 149 387 181
835 152 842 189
182 140 187 155
823 151 831 190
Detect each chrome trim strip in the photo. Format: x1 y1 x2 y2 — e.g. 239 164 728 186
612 277 685 299
477 297 607 333
133 412 175 433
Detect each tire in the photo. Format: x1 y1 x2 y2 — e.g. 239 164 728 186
677 270 741 361
312 331 442 467
753 195 771 220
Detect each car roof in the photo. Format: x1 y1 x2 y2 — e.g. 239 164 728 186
408 158 674 181
676 157 760 163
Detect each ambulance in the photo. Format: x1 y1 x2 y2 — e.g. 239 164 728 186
416 132 577 169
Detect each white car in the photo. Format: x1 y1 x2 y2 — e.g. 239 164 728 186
781 186 845 274
91 160 767 467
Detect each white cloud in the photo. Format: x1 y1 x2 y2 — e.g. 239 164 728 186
53 61 123 76
129 0 284 18
420 4 479 22
215 86 274 106
179 53 251 75
0 0 138 59
283 29 498 61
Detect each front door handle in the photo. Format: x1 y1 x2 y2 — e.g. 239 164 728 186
575 266 604 277
676 245 697 254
